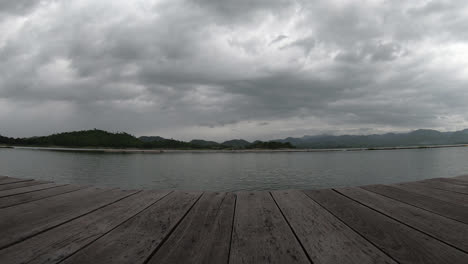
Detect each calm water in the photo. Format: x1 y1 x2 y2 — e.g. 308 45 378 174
1 147 468 191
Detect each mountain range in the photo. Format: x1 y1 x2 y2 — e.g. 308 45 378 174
1 129 468 149
272 129 468 148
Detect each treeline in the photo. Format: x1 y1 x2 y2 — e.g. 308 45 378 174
0 129 295 149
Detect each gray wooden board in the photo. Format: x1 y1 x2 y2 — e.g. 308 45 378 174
272 190 396 264
304 189 468 264
431 177 468 186
147 192 235 264
0 187 137 249
0 184 88 208
0 177 32 185
393 182 468 207
0 182 66 198
336 187 468 252
362 184 468 224
454 174 468 181
417 179 468 194
229 191 310 264
0 180 48 191
0 190 171 264
61 191 202 264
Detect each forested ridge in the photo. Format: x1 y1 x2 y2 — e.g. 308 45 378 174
0 129 293 149
3 128 468 150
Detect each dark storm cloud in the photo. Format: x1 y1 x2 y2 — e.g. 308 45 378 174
0 0 46 16
1 0 468 140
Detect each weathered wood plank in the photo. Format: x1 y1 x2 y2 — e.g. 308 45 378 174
453 174 468 181
272 190 396 264
431 178 468 186
417 179 468 194
0 177 32 185
304 189 468 264
362 184 468 224
0 177 28 185
0 187 137 249
393 182 468 207
0 180 49 192
0 182 66 198
147 192 235 264
0 180 50 191
229 191 310 264
336 187 468 252
0 190 170 264
61 191 202 264
0 184 88 208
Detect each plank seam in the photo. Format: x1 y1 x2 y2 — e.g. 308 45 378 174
0 184 68 198
435 178 468 187
142 192 205 264
301 190 400 264
362 186 468 225
0 189 142 251
269 191 314 264
56 190 174 264
0 185 91 209
0 179 34 186
334 188 468 254
392 184 468 207
227 192 237 264
414 184 468 196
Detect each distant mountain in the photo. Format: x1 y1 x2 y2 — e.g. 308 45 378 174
139 136 166 142
222 139 250 148
2 128 468 150
190 139 221 148
273 129 468 149
246 141 294 149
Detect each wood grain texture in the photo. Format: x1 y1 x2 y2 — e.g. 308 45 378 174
61 191 202 264
0 175 467 263
0 184 87 208
0 187 137 249
147 192 235 264
0 180 49 191
0 190 170 264
362 184 468 224
229 191 310 264
417 179 468 194
272 190 396 264
453 174 468 181
393 182 468 207
0 177 32 185
304 189 468 264
0 182 66 198
336 187 468 252
434 178 468 186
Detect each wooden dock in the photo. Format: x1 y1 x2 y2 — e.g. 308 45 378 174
0 175 467 264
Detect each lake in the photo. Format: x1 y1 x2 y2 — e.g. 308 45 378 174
1 147 467 191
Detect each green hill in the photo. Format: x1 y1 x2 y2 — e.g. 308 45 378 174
3 128 468 150
222 139 251 148
20 129 142 148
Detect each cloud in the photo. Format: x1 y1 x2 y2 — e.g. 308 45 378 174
0 0 47 16
1 0 468 140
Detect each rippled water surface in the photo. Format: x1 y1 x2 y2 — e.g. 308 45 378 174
1 147 467 191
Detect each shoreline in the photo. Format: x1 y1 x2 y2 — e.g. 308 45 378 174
8 143 468 153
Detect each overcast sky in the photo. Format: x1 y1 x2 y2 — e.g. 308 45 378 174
1 0 468 141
